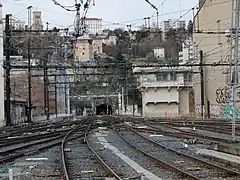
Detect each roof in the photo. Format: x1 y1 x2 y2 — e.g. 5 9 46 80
81 18 102 21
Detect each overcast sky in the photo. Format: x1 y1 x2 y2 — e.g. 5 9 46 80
2 0 198 29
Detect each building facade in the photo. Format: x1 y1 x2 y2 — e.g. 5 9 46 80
153 47 165 59
2 16 25 30
92 38 103 54
82 18 103 35
32 11 43 30
134 67 194 117
161 19 186 33
74 36 94 61
179 37 194 64
193 0 233 118
0 3 4 127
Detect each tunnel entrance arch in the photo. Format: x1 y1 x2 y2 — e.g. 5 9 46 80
96 104 112 115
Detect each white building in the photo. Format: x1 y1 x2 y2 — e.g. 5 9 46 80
0 3 5 127
2 16 25 30
82 18 103 35
179 38 194 64
102 35 117 46
153 47 165 59
133 67 194 118
161 19 186 33
32 11 43 30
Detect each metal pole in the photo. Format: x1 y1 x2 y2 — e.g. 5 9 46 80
27 38 32 123
54 74 58 117
157 10 159 29
64 42 68 115
232 0 240 142
43 58 49 120
200 50 204 119
5 14 11 126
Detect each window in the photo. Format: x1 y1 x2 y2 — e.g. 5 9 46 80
147 74 156 82
156 73 168 81
184 73 192 81
170 72 177 81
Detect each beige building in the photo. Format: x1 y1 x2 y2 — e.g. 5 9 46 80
74 38 94 61
92 38 103 54
193 0 233 118
133 67 194 117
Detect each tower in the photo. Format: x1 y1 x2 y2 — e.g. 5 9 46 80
32 11 43 30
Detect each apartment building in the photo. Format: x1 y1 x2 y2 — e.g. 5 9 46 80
193 0 233 118
179 37 194 64
81 18 103 35
161 19 186 33
2 16 25 30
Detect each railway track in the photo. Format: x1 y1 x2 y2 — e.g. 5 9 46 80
156 120 240 136
61 118 121 180
115 124 240 180
0 125 88 164
144 123 239 144
0 117 80 139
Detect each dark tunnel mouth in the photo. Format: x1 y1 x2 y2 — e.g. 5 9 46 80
96 104 113 115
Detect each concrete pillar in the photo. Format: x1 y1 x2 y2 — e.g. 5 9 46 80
0 4 5 127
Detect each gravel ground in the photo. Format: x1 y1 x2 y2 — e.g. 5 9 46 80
148 133 240 172
0 146 63 180
192 129 240 142
88 127 185 180
119 128 240 180
0 135 62 154
64 138 112 179
135 126 240 173
87 131 139 179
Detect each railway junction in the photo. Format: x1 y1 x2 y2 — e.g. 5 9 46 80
0 115 239 180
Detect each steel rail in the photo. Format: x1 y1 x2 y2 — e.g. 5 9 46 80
85 129 122 180
61 123 88 180
0 126 87 163
113 125 203 180
129 125 240 176
147 123 240 144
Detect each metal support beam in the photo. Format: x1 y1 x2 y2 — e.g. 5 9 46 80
27 38 32 123
5 14 11 126
200 50 204 119
232 0 240 142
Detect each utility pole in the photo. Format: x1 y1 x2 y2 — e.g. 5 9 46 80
132 87 135 116
43 57 49 120
27 6 32 30
5 14 11 126
144 0 158 29
232 0 240 142
27 38 32 123
200 50 204 119
27 5 32 123
54 74 58 117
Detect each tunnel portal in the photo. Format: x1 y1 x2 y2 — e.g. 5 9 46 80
96 104 113 115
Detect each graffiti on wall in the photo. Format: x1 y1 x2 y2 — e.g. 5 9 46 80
195 86 240 119
216 86 232 104
196 104 240 119
214 86 240 119
220 104 240 119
